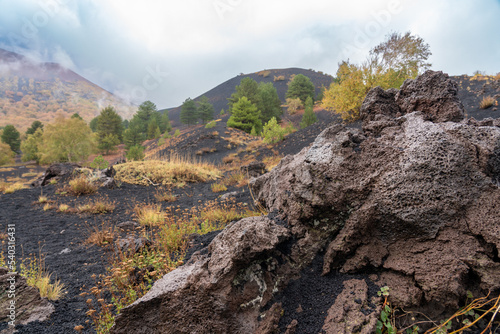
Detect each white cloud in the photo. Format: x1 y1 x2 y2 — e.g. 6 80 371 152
1 0 499 108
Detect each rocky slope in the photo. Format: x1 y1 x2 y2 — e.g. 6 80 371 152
110 71 500 333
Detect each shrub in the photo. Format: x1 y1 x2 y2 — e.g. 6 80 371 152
300 96 318 129
479 96 495 109
3 183 27 194
286 98 303 115
173 129 181 137
19 255 65 300
205 121 217 129
273 75 285 81
0 142 15 166
126 145 145 161
90 155 109 170
58 203 70 212
77 197 116 214
154 188 177 202
85 221 116 246
262 117 286 144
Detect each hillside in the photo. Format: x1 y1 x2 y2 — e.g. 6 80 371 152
163 68 335 127
0 48 135 132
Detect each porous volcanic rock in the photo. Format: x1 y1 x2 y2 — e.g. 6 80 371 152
252 108 500 321
31 163 81 187
110 71 500 333
395 70 465 122
111 216 291 334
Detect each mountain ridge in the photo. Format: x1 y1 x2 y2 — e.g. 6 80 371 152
0 48 135 132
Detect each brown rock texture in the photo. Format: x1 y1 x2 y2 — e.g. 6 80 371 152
111 216 291 334
321 279 380 334
111 71 500 333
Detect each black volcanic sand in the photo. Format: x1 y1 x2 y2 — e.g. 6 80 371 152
273 253 379 334
0 180 251 333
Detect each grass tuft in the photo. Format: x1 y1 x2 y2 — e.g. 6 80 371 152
211 182 227 193
3 183 28 194
134 204 164 226
479 96 495 109
154 188 177 202
77 197 116 214
67 176 98 196
85 221 116 246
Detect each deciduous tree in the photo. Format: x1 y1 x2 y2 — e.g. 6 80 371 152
38 116 95 164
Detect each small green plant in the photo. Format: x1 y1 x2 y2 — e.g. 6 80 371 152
205 121 217 129
58 203 70 212
262 117 287 144
90 155 110 170
19 254 65 300
126 145 145 161
211 182 227 193
173 129 181 137
376 286 396 334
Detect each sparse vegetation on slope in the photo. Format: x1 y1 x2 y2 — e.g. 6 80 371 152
114 157 221 186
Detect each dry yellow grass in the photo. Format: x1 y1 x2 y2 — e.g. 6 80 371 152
154 188 177 202
211 182 227 193
263 155 283 171
85 221 116 246
114 157 221 187
134 204 164 226
480 96 495 109
77 197 116 214
3 183 28 194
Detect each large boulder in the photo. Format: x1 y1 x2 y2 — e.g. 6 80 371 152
111 216 291 334
395 70 465 122
111 71 500 333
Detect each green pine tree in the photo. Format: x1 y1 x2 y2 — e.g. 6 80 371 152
97 106 124 141
197 96 215 124
300 96 317 129
26 121 43 136
180 98 198 125
227 97 262 134
286 74 315 104
257 82 282 124
227 77 260 113
1 125 21 152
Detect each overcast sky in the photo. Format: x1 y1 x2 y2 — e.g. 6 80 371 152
0 0 499 109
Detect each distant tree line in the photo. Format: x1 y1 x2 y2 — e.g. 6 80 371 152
0 100 172 166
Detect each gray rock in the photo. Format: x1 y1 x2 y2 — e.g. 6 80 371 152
0 268 55 326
